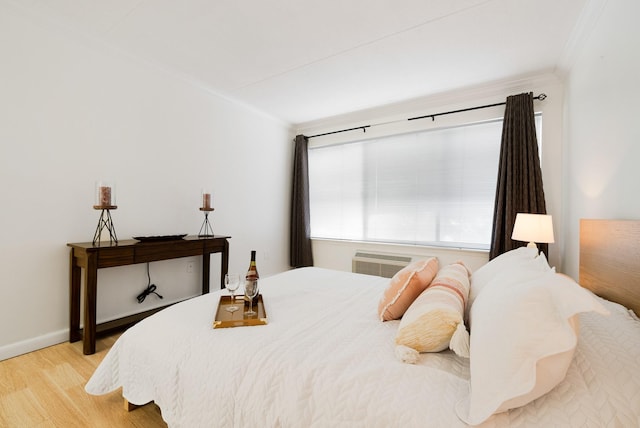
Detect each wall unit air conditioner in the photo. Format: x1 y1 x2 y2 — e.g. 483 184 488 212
351 251 414 278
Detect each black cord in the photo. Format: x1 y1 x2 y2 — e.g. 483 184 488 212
137 263 163 303
137 284 163 303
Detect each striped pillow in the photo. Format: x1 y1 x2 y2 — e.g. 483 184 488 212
395 262 471 362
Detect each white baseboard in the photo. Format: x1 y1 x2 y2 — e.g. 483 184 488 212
0 296 202 361
0 329 68 361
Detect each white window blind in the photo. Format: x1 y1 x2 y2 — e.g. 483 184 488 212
308 116 542 249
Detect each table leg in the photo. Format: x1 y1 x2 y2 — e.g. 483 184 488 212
69 250 82 343
221 238 229 289
83 252 98 355
202 253 210 294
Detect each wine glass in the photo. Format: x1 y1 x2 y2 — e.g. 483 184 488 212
244 279 259 317
224 273 241 313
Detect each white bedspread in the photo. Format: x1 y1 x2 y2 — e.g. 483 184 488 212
86 267 640 427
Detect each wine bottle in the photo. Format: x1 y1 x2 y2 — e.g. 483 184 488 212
245 250 259 305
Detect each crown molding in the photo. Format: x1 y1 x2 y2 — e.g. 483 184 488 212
556 0 609 78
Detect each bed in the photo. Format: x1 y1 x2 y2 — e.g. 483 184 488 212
86 219 640 427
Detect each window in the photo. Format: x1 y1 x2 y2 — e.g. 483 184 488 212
308 116 542 250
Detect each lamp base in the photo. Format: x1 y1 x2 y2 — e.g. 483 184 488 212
526 241 538 249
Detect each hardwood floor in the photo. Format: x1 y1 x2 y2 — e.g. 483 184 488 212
0 333 167 427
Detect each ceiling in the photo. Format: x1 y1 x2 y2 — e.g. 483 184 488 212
16 0 588 124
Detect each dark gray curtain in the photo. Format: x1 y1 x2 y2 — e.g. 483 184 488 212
290 134 314 267
489 93 548 259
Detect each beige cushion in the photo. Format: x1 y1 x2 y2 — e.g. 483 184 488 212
378 258 439 321
395 262 471 355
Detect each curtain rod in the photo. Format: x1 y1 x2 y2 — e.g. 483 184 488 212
308 125 372 138
307 93 547 139
408 93 547 122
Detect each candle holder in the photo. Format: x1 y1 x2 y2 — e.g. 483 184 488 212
198 207 214 237
92 181 118 246
198 189 214 237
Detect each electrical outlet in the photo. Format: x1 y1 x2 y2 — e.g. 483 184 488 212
186 262 195 273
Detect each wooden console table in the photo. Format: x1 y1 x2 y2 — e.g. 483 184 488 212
68 235 230 355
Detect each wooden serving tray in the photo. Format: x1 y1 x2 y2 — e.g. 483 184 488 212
213 294 267 328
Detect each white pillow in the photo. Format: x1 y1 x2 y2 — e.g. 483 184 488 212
456 270 609 425
467 247 550 325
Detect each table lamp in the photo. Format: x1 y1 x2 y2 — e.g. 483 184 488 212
511 213 554 249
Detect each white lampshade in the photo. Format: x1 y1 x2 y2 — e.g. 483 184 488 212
511 213 555 248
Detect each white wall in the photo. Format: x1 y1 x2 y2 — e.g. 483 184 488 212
297 74 565 274
304 0 640 284
0 4 293 359
563 0 640 279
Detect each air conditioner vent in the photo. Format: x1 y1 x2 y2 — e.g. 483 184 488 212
352 251 414 278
